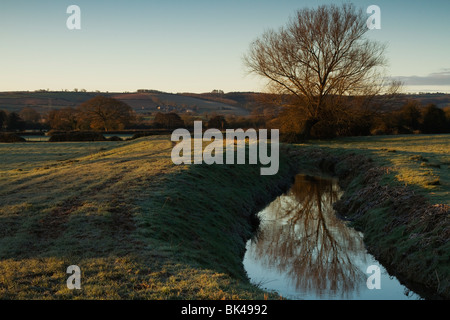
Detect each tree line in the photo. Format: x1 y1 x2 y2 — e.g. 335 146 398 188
141 102 450 139
0 110 28 131
1 95 449 140
48 96 135 131
0 96 137 132
273 101 450 141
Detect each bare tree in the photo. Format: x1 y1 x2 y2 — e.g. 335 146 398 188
77 96 135 131
19 107 41 124
244 3 400 138
48 107 78 131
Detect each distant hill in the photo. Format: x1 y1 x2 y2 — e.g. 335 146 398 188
395 93 450 110
0 90 448 116
179 92 268 111
112 92 250 116
0 91 251 116
0 91 99 115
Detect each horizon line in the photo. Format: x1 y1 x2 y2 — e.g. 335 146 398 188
1 89 450 95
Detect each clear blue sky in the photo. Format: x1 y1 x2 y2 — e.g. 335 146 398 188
0 0 449 93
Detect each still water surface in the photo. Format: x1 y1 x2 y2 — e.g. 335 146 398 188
243 175 422 300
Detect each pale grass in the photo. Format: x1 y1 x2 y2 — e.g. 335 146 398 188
0 136 277 299
304 134 450 204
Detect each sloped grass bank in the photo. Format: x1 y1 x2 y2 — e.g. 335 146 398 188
0 136 296 299
135 153 297 283
287 135 449 299
333 155 449 299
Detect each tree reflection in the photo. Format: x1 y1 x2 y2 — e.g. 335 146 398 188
248 175 367 299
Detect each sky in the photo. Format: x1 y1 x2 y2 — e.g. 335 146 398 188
0 0 449 94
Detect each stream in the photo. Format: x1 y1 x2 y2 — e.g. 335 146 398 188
243 174 422 300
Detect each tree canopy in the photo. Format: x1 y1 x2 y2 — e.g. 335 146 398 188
244 3 400 139
153 112 184 129
77 96 135 131
48 107 78 131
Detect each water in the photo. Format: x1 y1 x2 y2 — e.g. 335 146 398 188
20 135 50 142
103 134 134 140
243 174 422 300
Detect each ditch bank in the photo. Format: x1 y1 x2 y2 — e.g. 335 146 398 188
287 146 449 299
136 144 299 289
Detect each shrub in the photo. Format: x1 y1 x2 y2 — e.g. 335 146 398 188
128 130 173 140
153 112 184 129
207 115 227 130
107 136 123 141
48 132 106 142
0 133 26 143
421 104 449 133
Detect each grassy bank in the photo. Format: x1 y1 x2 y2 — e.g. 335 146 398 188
1 134 448 299
0 136 295 299
287 134 449 299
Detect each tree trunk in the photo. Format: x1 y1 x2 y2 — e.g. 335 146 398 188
302 118 319 139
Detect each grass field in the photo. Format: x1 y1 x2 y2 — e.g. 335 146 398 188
0 136 293 299
0 134 448 299
301 134 449 205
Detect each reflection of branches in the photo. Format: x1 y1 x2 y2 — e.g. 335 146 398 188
249 175 366 299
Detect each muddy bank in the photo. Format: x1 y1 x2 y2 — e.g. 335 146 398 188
286 146 449 299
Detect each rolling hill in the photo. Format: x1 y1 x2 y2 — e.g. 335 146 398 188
0 90 448 118
0 91 251 116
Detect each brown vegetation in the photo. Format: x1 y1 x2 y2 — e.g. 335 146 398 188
77 96 135 131
48 132 107 142
0 133 26 143
244 3 401 140
153 112 184 129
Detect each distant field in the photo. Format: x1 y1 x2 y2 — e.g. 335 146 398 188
0 141 123 172
2 91 448 117
303 134 450 205
0 91 98 114
0 91 250 116
112 92 249 116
